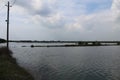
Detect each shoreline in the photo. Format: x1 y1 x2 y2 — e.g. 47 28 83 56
21 44 120 48
0 47 34 80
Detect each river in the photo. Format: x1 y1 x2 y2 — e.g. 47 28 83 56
1 42 120 80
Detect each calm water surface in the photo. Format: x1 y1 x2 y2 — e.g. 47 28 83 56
5 43 120 80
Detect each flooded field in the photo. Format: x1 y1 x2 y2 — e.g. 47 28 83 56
1 42 120 80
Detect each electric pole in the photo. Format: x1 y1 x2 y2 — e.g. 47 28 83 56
6 1 11 51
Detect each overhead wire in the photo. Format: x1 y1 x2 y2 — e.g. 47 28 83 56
0 6 6 20
0 0 6 18
0 0 17 13
0 5 5 12
0 0 5 11
0 0 17 21
2 0 17 6
11 0 17 6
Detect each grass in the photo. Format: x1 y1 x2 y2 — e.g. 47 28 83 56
0 47 34 80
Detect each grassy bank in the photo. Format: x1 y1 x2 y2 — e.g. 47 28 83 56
0 47 34 80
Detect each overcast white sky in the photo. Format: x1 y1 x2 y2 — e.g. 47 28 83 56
0 0 120 41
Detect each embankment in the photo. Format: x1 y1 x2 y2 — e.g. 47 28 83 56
0 47 34 80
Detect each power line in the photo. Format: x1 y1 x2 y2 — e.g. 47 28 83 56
11 0 16 6
0 0 5 11
0 0 16 10
0 5 5 12
0 4 5 22
0 1 9 19
0 4 6 19
2 0 17 7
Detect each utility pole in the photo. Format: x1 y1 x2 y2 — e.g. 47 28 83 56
6 1 11 51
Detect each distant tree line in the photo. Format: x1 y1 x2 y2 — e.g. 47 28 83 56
0 38 6 43
9 40 78 43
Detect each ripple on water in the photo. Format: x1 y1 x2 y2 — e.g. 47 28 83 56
11 46 120 80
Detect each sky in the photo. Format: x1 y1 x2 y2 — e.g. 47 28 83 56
0 0 120 41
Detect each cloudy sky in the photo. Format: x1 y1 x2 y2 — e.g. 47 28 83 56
0 0 120 40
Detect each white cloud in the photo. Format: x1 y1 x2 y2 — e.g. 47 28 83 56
1 0 120 40
31 0 42 11
111 0 120 11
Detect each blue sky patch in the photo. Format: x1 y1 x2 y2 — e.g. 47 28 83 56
86 0 112 13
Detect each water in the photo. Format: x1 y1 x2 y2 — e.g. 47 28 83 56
2 43 120 80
